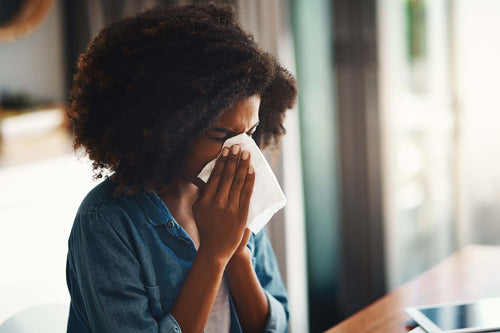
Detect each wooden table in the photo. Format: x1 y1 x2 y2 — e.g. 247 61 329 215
324 245 500 333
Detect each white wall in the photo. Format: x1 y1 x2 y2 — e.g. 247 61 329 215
455 0 500 245
0 1 74 325
0 154 99 324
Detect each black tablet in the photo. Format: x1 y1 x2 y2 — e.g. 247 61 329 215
405 297 500 333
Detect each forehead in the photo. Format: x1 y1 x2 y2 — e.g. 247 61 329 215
213 95 260 129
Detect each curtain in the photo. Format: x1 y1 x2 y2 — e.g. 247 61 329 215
290 0 341 330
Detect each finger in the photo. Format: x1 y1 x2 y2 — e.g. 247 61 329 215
235 228 252 253
215 144 241 202
203 147 229 199
241 228 252 245
228 150 251 207
239 165 255 217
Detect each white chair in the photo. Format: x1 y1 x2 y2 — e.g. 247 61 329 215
0 303 68 333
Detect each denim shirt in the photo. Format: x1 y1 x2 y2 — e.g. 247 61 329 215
66 177 289 332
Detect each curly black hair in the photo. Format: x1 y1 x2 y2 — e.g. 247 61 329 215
66 4 297 192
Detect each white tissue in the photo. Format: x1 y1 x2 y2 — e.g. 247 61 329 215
197 133 286 233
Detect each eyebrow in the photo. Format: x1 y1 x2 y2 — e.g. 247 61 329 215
209 121 260 135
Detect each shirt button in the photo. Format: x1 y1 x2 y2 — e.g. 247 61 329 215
167 220 174 228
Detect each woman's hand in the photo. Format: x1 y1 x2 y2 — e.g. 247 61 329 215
226 228 252 272
193 144 255 266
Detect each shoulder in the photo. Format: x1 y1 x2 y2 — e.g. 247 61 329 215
76 176 143 223
77 177 120 214
70 177 144 243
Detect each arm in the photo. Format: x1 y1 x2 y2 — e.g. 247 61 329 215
226 228 289 333
173 144 255 331
226 229 269 333
168 249 226 332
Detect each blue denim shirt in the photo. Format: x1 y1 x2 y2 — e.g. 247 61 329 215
66 177 289 332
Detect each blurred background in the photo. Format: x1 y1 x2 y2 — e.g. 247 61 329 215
1 0 500 332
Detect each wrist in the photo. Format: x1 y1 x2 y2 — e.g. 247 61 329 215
232 247 251 261
197 246 231 270
227 248 252 273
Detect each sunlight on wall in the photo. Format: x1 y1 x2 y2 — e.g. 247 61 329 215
0 155 100 324
456 0 500 245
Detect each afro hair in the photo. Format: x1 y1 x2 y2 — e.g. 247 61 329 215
66 4 297 192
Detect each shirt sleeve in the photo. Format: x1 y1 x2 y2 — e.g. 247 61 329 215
66 207 181 333
251 229 289 333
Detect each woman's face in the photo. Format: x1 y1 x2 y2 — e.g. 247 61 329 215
181 95 261 185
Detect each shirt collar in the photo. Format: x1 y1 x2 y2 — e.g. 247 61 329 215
134 189 174 226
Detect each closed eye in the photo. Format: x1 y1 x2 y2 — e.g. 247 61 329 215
208 121 259 142
212 130 256 142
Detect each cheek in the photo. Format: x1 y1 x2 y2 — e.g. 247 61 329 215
183 141 222 180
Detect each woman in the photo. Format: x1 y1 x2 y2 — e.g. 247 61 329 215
65 4 297 333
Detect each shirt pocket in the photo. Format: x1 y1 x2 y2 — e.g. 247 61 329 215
145 284 175 320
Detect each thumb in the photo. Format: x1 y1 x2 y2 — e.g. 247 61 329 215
240 228 252 246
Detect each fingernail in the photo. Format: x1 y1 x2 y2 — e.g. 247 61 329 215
232 145 240 155
222 147 229 156
241 150 249 160
248 165 254 174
